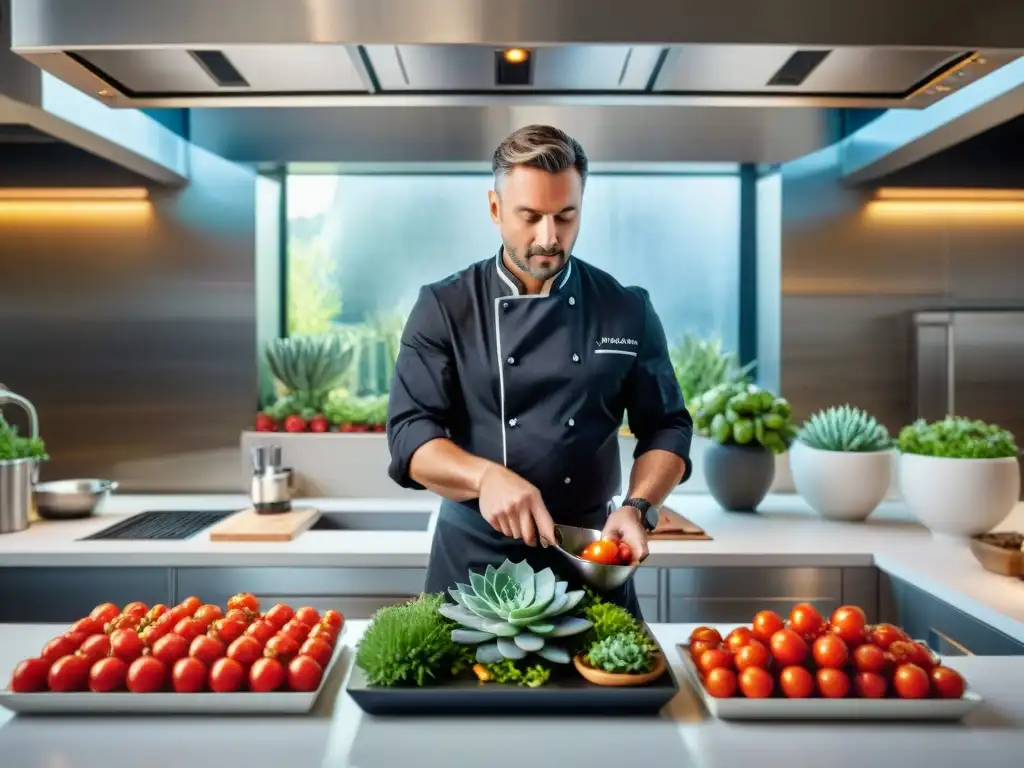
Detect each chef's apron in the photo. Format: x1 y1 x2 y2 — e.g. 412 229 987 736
425 498 643 621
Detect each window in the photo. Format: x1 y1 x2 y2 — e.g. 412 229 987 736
285 172 740 395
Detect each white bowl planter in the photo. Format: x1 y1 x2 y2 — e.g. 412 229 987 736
790 440 893 522
898 453 1021 537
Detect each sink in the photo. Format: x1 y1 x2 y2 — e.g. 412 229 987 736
310 510 432 532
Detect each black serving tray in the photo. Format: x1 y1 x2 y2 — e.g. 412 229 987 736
346 646 680 717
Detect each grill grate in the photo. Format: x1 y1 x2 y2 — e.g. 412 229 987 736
80 510 236 541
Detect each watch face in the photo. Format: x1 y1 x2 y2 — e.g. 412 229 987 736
643 506 660 531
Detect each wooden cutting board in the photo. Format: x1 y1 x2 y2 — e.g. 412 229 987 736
649 504 712 541
208 506 321 542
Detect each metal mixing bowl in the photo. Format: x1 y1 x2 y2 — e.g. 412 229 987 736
553 524 639 591
33 479 119 520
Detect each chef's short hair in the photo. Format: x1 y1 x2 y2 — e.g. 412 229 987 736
492 125 588 189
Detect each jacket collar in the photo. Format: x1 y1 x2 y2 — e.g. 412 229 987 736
494 248 576 297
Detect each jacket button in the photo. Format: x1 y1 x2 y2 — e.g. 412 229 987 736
572 354 580 363
567 418 575 427
503 302 509 309
568 296 576 306
508 418 518 427
564 477 571 484
507 356 515 365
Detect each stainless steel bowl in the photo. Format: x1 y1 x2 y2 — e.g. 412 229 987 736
33 479 119 520
553 524 639 591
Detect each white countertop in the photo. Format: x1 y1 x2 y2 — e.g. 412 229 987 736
1 621 1022 768
1 492 1023 643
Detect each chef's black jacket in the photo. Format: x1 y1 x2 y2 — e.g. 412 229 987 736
386 251 693 615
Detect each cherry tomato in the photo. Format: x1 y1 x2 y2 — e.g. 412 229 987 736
265 633 300 664
144 603 169 623
893 663 930 699
854 671 888 699
578 538 621 565
751 610 784 645
779 665 814 699
909 641 939 671
281 620 311 644
264 604 294 629
110 629 144 663
227 592 260 614
122 602 149 619
90 602 120 625
193 604 223 628
320 608 344 631
299 637 334 669
127 656 166 693
789 603 824 637
816 667 850 699
209 657 245 693
769 628 808 666
738 666 773 699
227 636 263 667
294 606 321 629
144 612 177 643
69 617 104 637
8 658 49 692
249 657 286 692
41 635 77 665
77 634 111 663
703 667 737 698
308 624 338 646
697 648 733 675
88 657 128 692
830 605 867 646
869 623 908 650
177 596 202 616
724 627 755 654
151 633 189 666
287 655 323 692
171 657 207 693
689 639 718 660
48 654 90 692
106 614 141 633
929 666 966 699
209 617 246 645
189 634 225 666
64 631 88 650
224 608 251 626
812 634 849 669
853 643 888 674
617 541 633 564
735 639 771 671
245 619 277 645
690 626 723 646
171 617 203 645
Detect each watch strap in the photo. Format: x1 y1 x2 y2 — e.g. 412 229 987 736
623 497 658 531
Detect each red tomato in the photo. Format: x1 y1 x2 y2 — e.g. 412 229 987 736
789 603 824 637
734 639 771 671
929 666 966 699
40 635 77 665
703 667 737 698
697 648 733 675
689 639 718 660
209 618 246 645
263 603 294 630
249 657 286 693
48 654 90 692
869 623 909 650
778 665 814 699
127 656 166 693
224 608 251 626
724 627 754 654
690 626 723 646
854 671 888 699
287 655 323 692
189 634 225 667
812 634 849 669
299 638 334 669
893 663 930 699
227 592 260 614
177 596 202 616
144 603 169 623
142 612 177 645
171 657 207 693
77 634 111 663
617 541 633 564
193 604 223 628
737 666 773 698
908 641 939 671
8 658 49 692
852 643 888 673
106 614 141 633
294 606 321 628
88 657 128 693
308 624 338 646
64 631 88 650
245 619 277 645
264 634 300 664
769 628 808 666
110 629 144 663
90 602 120 625
281 620 311 644
209 657 245 693
816 668 851 699
69 617 104 637
321 609 343 630
578 539 621 566
830 605 868 646
171 618 202 645
122 602 149 619
227 636 263 667
151 633 189 666
751 610 785 645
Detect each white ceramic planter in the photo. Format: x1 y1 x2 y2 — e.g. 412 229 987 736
897 453 1021 537
789 441 893 522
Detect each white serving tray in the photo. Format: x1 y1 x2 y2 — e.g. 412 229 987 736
0 633 347 715
677 645 983 722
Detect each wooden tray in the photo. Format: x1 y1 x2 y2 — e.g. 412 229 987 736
677 645 983 721
648 505 711 541
208 506 320 542
969 533 1024 578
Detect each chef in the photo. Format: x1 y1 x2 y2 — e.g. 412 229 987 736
386 124 693 619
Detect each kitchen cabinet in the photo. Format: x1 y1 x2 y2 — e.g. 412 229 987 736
879 573 1024 656
0 568 174 623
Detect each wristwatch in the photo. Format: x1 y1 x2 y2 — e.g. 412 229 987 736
623 497 659 532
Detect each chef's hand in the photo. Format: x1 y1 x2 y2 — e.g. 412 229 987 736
478 465 558 547
602 506 649 564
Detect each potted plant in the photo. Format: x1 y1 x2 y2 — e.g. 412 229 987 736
0 389 49 534
790 405 895 521
691 380 795 512
573 631 667 687
897 417 1020 537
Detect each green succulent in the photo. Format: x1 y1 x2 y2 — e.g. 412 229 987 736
798 405 893 453
585 631 655 674
265 334 354 411
691 380 796 454
669 333 756 404
438 559 592 664
898 417 1019 460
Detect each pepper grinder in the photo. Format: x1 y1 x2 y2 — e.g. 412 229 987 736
250 445 293 514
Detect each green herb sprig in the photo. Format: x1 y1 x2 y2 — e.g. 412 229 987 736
0 414 48 463
897 417 1018 460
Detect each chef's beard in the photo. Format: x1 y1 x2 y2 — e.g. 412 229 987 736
505 243 567 281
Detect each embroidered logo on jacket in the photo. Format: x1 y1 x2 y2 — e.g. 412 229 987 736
599 337 639 347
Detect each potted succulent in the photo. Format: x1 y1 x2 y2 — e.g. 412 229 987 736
897 417 1020 537
691 381 796 512
790 405 895 521
573 631 666 687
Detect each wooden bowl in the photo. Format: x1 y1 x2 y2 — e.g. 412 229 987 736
969 533 1024 577
573 652 667 687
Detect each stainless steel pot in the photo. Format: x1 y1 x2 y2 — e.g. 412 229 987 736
34 479 120 520
0 389 40 535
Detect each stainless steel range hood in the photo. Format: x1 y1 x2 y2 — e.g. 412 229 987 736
10 0 1024 109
